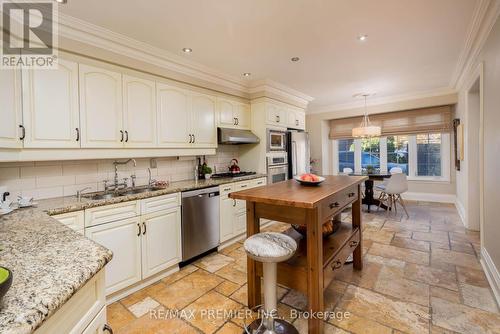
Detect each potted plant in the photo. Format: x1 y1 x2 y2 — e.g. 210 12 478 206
202 164 213 179
366 165 375 174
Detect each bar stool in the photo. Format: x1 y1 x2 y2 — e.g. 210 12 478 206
244 232 299 334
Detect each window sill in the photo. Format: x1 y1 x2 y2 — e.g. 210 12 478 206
407 177 450 183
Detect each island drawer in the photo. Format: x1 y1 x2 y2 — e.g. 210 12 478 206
321 185 358 220
85 201 140 227
323 228 360 285
141 192 180 214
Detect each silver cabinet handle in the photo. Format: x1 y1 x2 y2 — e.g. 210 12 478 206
137 223 141 237
188 134 192 143
192 134 195 143
75 128 80 141
142 222 146 235
234 118 237 125
120 130 124 142
19 125 25 140
233 199 236 206
103 324 114 334
125 131 129 142
236 118 239 125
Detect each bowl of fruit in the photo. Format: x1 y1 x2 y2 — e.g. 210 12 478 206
294 173 325 186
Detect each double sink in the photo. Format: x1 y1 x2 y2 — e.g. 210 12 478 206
82 186 165 201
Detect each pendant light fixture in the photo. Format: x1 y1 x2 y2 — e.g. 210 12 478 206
352 93 381 138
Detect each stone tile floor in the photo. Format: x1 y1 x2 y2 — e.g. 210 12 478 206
107 201 500 333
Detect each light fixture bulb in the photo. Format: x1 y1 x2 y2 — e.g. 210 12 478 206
291 57 300 62
243 72 251 77
358 34 368 41
182 48 193 53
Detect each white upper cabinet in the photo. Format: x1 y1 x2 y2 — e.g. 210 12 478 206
123 75 156 148
22 59 80 148
0 68 22 148
234 102 250 129
79 64 123 148
156 83 191 147
191 92 216 147
286 107 306 130
266 103 286 127
217 98 250 129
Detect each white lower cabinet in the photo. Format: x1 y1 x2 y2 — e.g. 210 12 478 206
52 210 85 234
85 195 182 296
82 308 107 334
219 177 267 243
86 217 142 295
141 207 181 278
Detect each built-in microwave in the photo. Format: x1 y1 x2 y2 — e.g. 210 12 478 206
267 129 287 152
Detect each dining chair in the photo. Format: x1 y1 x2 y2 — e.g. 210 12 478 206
389 167 403 174
342 167 354 175
376 173 409 218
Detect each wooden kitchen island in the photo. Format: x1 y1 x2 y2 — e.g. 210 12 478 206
230 175 367 334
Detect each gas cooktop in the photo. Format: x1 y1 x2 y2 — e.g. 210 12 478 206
211 172 257 179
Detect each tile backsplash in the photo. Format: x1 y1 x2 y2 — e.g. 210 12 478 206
0 145 239 200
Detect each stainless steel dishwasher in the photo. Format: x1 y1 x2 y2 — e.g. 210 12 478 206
181 186 220 262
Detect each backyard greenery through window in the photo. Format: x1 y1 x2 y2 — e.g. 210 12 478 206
335 133 449 181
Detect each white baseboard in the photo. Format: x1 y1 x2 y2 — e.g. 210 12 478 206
455 198 467 227
480 247 500 306
401 192 456 203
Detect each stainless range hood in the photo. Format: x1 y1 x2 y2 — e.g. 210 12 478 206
217 127 260 145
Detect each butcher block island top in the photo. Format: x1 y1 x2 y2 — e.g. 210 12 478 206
230 175 367 334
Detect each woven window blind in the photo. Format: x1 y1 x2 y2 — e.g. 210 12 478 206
329 105 452 139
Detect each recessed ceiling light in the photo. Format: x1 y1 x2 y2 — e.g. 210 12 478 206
54 0 67 3
358 34 368 41
291 57 300 62
182 48 193 53
242 72 251 77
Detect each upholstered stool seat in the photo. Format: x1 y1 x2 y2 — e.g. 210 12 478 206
243 232 299 334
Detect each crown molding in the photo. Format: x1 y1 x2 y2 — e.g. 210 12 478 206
307 87 457 115
56 13 313 108
450 0 500 89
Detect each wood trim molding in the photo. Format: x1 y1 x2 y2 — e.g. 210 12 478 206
450 0 500 89
480 247 500 307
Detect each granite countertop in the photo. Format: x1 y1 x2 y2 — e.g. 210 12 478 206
0 174 266 334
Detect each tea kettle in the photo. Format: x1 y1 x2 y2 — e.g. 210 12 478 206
228 159 240 173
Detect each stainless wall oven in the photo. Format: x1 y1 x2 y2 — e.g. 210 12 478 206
267 129 287 152
267 153 288 184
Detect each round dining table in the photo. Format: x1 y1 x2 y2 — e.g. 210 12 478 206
350 172 392 212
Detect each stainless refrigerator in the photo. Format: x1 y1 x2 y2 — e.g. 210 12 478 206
287 130 310 178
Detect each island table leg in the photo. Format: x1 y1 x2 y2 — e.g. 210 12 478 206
246 201 261 309
306 208 324 334
352 185 363 270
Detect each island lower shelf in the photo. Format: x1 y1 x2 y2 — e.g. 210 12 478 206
255 222 360 294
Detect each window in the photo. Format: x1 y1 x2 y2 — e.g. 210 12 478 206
416 133 442 177
387 135 409 174
333 133 449 181
338 139 354 172
361 137 380 171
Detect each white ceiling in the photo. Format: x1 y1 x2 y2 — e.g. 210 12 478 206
59 0 478 110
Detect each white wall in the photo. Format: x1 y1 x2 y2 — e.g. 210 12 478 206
306 93 458 202
0 145 238 200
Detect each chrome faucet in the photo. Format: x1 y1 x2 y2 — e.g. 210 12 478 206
76 186 92 201
112 159 136 190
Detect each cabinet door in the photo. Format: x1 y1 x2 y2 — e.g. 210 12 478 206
296 110 306 130
85 217 142 295
141 207 181 278
234 211 247 235
156 83 191 147
191 92 216 147
123 75 156 147
217 99 235 127
266 103 279 125
82 307 107 334
287 109 297 128
52 210 84 234
79 64 123 148
220 195 236 242
22 59 80 148
0 68 22 148
234 103 250 129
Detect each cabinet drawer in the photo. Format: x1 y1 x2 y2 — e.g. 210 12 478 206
234 181 251 191
52 211 85 233
324 229 360 284
251 178 267 188
141 193 180 215
85 201 140 227
220 183 234 196
320 185 358 220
